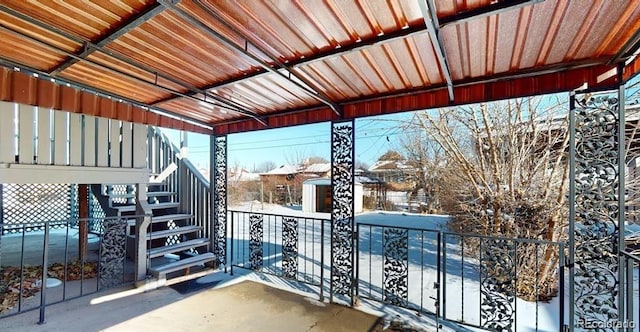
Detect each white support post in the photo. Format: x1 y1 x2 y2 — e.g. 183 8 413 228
121 121 133 168
84 115 96 166
68 113 83 166
135 183 151 283
18 104 35 164
53 110 68 166
0 102 14 164
133 124 147 169
36 107 51 165
110 120 121 167
96 117 109 167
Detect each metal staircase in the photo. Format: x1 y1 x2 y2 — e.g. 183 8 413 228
91 180 215 281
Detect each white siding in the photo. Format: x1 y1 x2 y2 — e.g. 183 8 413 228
0 101 15 163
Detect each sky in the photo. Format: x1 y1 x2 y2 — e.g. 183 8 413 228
164 112 414 171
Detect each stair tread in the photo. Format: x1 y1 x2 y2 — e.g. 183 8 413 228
152 213 193 222
126 214 193 226
113 202 179 212
108 193 135 198
150 202 180 209
147 238 209 258
147 191 176 197
113 205 136 212
142 225 201 240
149 253 216 276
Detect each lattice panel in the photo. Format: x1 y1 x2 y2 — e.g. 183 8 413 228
165 220 180 246
107 185 135 205
2 184 74 234
89 190 106 233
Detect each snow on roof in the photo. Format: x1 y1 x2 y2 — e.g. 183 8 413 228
368 160 416 171
261 164 298 175
230 171 260 182
300 163 330 173
303 177 331 186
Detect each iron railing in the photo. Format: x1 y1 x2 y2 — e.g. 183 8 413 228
229 210 328 299
356 223 566 332
621 250 640 331
0 216 141 323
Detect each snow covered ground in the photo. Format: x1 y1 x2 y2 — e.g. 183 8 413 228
227 202 569 331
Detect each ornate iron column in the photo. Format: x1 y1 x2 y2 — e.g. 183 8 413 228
330 120 355 304
569 87 626 330
212 135 228 268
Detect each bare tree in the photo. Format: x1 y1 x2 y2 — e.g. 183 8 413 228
253 160 277 173
408 96 569 300
398 120 445 213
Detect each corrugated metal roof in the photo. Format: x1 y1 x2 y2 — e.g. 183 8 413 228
0 0 639 134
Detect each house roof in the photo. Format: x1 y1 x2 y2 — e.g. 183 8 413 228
261 164 299 175
369 160 416 172
0 1 639 135
230 169 260 182
300 163 331 174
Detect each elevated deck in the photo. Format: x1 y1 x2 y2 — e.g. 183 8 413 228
0 163 149 184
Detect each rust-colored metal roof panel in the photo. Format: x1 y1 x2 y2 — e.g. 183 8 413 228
213 73 321 113
296 32 443 100
0 0 150 40
434 0 494 18
155 97 230 123
0 10 81 71
197 0 425 62
60 62 169 103
106 9 260 88
441 0 640 81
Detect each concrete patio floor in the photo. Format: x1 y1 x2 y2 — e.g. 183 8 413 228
0 274 390 332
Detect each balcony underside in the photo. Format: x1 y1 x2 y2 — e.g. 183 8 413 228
0 163 149 184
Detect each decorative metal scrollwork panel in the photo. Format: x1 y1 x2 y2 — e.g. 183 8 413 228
383 227 408 307
282 217 298 279
331 121 355 298
479 238 516 331
214 136 227 266
248 214 263 271
99 218 126 289
572 95 621 328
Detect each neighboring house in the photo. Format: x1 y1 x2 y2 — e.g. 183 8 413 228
298 163 331 178
259 165 301 205
368 158 417 189
229 168 260 182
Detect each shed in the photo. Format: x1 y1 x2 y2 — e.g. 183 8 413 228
302 178 363 213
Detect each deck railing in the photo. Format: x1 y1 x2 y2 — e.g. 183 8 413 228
0 101 147 168
356 223 566 332
229 210 328 299
149 127 212 243
0 216 141 323
621 250 640 331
